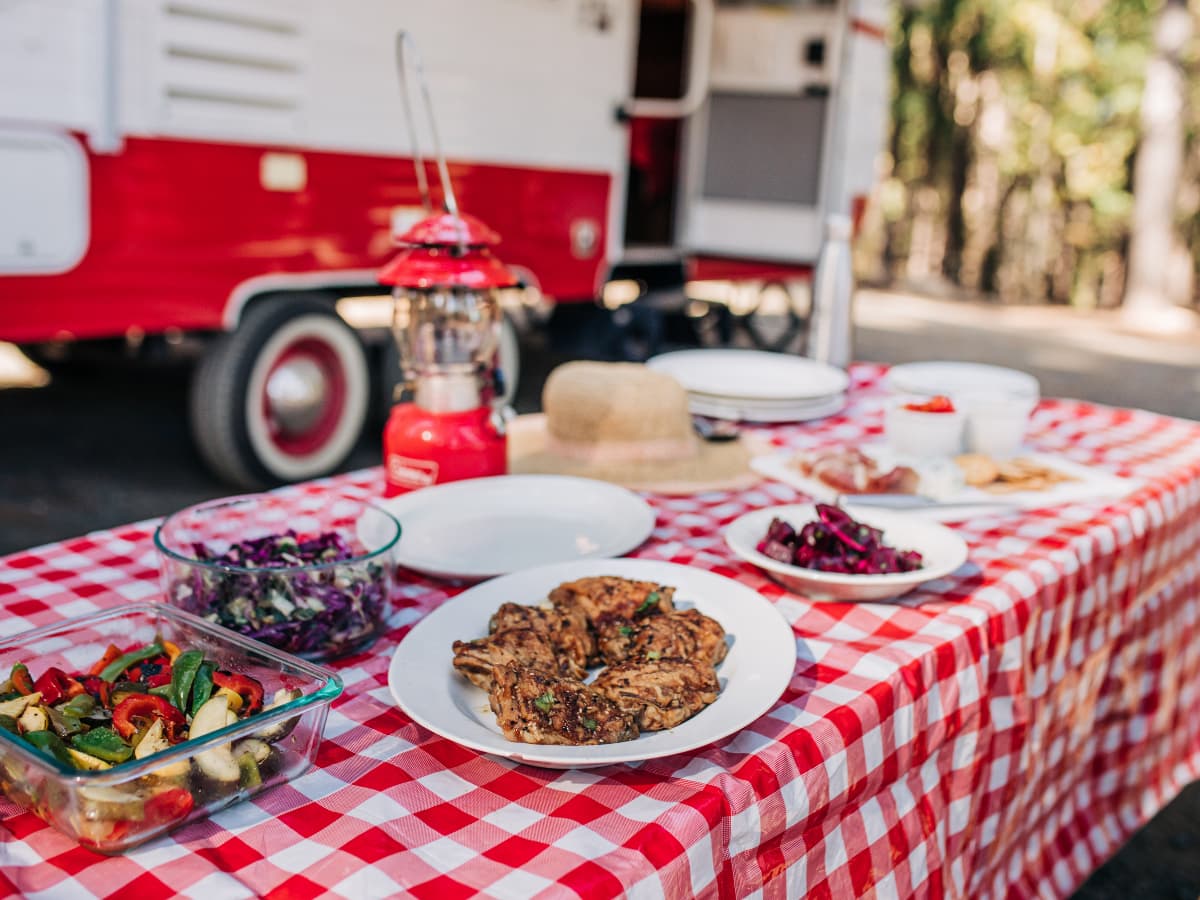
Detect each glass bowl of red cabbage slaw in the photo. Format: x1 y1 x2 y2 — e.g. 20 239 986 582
154 493 400 663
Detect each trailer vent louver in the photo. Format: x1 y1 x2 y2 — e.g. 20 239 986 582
158 0 308 141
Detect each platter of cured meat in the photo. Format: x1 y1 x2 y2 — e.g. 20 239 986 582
751 446 1140 520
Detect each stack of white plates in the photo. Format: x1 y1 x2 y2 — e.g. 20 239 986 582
646 349 850 422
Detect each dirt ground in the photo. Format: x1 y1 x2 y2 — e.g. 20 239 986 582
1 290 1198 897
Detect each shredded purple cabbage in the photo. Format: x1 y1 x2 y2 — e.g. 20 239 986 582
755 504 923 575
167 530 387 660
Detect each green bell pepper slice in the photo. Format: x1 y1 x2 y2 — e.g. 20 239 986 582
190 662 215 716
70 726 133 763
59 693 96 717
0 714 17 735
99 643 163 683
24 730 76 767
170 650 204 713
45 707 84 739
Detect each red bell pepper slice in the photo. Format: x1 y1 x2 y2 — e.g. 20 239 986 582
146 670 173 688
128 656 172 684
112 694 187 742
145 787 195 824
212 672 264 714
33 667 85 705
103 787 195 845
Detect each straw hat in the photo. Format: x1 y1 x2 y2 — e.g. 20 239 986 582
507 361 759 494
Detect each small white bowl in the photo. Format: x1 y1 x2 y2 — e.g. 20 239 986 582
724 503 969 602
954 390 1038 459
884 397 965 458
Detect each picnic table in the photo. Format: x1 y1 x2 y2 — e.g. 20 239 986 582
2 363 1199 898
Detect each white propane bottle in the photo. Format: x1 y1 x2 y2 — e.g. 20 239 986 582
807 214 855 369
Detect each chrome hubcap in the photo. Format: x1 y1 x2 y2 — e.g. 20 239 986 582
266 357 328 436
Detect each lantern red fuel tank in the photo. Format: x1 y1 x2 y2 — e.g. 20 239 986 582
378 212 518 495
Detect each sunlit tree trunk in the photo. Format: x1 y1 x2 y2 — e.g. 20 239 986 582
1123 0 1195 329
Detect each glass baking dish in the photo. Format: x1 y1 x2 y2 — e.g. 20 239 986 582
0 603 342 853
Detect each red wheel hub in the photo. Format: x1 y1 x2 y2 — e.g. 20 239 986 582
261 337 347 456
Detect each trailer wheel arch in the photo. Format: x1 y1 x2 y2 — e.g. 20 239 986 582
190 293 370 488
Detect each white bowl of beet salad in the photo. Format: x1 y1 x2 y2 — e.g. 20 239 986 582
155 493 401 662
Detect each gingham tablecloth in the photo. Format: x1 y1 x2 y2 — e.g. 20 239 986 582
3 364 1200 899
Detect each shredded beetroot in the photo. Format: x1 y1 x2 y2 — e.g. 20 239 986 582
755 505 923 575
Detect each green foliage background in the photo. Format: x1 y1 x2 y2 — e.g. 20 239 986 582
865 0 1195 307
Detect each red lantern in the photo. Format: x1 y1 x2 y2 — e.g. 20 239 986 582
378 213 517 495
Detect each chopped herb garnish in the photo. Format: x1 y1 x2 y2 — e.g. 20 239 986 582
634 591 661 615
646 650 662 660
534 691 556 712
618 625 634 637
583 718 598 731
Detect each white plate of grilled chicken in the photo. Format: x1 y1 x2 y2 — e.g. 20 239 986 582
388 558 797 768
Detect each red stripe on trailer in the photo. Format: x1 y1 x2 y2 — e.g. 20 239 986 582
0 135 612 344
688 255 812 284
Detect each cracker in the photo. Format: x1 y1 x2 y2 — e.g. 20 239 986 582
955 453 1000 486
976 456 1075 493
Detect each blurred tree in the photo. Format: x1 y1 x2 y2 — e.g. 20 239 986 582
872 0 1164 310
1123 0 1194 327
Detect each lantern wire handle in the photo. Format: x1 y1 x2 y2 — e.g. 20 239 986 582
394 31 462 230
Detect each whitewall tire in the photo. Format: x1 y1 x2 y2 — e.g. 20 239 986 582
190 296 370 487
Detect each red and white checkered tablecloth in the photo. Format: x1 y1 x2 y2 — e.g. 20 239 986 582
3 363 1200 899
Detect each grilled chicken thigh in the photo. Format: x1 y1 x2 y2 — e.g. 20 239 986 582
549 576 675 626
488 602 595 672
593 615 638 666
489 663 639 745
590 658 720 731
595 609 728 667
458 577 727 745
452 628 582 691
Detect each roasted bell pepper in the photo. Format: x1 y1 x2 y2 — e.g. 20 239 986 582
169 650 204 714
60 693 96 717
99 643 163 683
104 784 197 844
88 644 121 677
146 670 173 688
23 730 75 767
70 726 133 763
145 786 194 824
45 706 85 739
127 657 169 682
9 663 34 695
78 675 113 709
33 667 85 705
0 714 17 734
111 694 187 743
190 662 215 716
212 672 263 714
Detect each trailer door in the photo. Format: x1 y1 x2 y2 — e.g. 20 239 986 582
677 0 888 265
